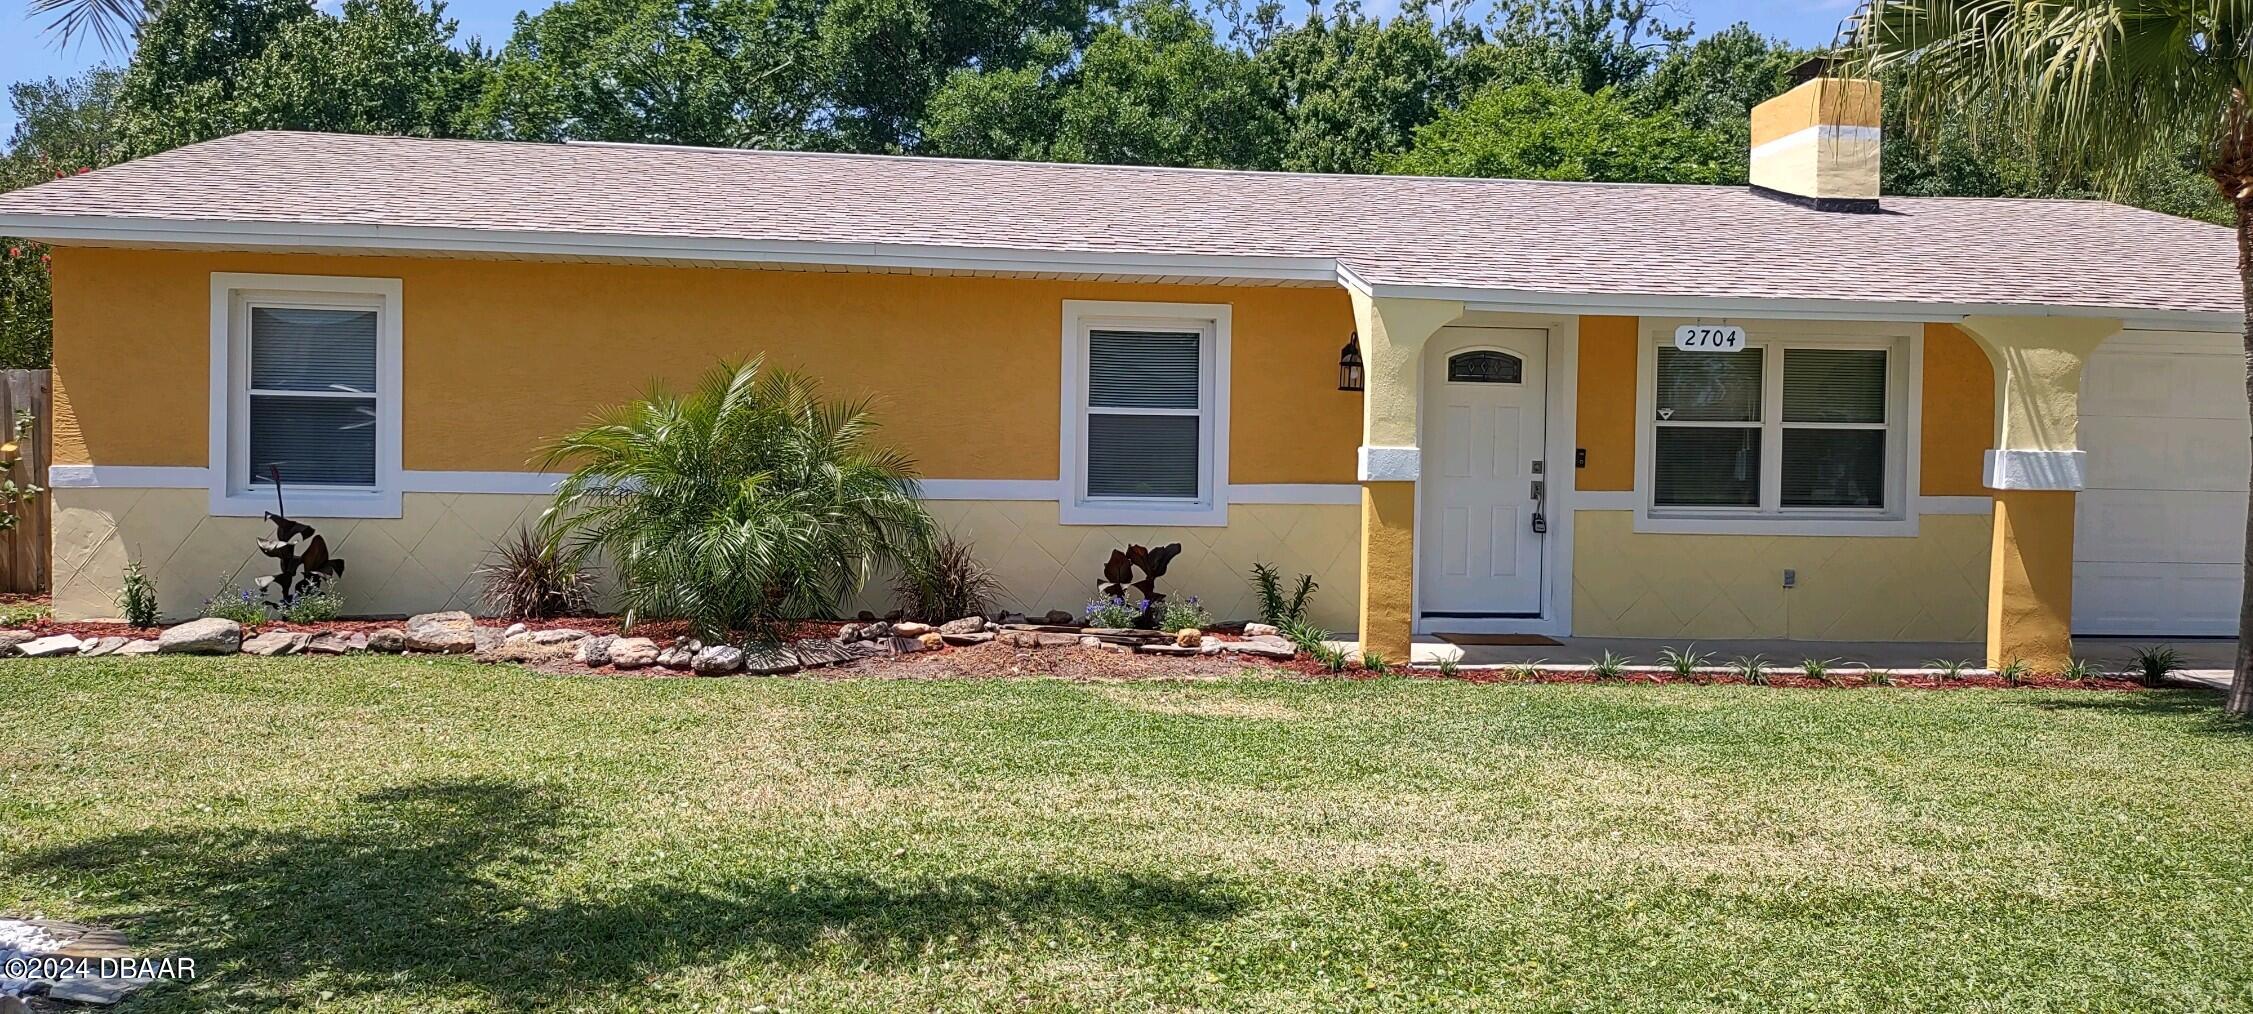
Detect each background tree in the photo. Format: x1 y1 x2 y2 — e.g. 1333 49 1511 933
113 0 316 154
1 71 126 369
231 0 490 138
1387 79 1733 182
1845 0 2250 716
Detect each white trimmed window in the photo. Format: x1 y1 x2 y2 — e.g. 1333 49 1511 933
1059 300 1231 526
209 273 403 518
1637 322 1918 535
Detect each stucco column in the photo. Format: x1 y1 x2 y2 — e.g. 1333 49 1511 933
1348 291 1461 658
1957 315 2121 671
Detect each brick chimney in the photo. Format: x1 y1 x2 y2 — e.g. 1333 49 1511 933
1749 59 1882 213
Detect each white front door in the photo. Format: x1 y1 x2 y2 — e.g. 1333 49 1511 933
1420 327 1549 619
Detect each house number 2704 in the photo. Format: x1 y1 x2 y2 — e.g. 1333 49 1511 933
1673 325 1748 352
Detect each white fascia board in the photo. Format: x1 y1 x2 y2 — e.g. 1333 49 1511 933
0 213 1340 284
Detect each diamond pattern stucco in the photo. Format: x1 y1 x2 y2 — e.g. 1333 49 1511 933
1570 509 1991 642
52 489 1363 629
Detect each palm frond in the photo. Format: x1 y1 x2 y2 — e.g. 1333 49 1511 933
1842 0 2248 195
29 0 144 52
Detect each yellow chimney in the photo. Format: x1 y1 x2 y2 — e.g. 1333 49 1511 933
1749 75 1882 212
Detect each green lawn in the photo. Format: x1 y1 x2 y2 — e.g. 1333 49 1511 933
3 658 2250 1012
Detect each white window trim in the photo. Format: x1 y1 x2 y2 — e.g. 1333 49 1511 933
1633 318 1923 537
1058 300 1231 526
208 272 404 519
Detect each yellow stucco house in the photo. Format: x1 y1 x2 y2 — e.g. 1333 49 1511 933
0 75 2241 668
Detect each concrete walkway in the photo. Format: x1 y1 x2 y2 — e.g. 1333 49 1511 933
1403 634 2237 680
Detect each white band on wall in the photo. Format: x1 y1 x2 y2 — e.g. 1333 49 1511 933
1358 446 1420 482
1983 449 2087 491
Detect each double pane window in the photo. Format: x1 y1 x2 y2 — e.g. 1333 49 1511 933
1652 342 1894 513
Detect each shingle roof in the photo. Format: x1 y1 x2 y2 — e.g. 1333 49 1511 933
0 130 2237 319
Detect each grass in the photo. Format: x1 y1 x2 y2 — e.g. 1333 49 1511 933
3 658 2251 1012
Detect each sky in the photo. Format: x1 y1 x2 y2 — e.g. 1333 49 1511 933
0 0 1859 140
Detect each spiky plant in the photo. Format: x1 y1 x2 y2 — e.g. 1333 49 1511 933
477 527 596 621
894 529 1002 622
1845 1 2253 716
541 359 933 642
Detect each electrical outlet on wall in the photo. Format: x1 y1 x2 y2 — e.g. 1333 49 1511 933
1782 569 1797 589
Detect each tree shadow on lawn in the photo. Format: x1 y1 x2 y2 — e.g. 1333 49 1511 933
2004 689 2253 738
10 777 1244 1010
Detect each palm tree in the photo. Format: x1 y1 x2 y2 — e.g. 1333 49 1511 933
539 359 934 642
1845 0 2253 717
29 0 143 50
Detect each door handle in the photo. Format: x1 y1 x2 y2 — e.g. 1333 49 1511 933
1530 479 1547 535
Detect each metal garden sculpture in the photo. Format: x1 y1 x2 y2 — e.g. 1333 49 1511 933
253 466 344 606
1098 543 1182 629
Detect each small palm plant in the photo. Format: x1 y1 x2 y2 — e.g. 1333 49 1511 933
2132 646 2185 689
541 359 934 642
1658 645 1708 683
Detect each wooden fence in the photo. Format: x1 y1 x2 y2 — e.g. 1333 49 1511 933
0 370 51 594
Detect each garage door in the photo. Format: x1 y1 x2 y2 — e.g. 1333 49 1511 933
2074 329 2249 636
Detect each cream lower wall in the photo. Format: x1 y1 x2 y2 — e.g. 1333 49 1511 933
1570 510 1991 642
53 489 1361 630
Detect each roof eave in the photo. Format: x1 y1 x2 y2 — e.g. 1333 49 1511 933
5 211 2239 330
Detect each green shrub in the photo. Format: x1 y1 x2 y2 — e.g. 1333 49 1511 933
1865 667 1896 687
541 360 933 641
1658 645 1707 681
116 560 159 627
1731 654 1770 687
1360 650 1392 675
1155 596 1212 633
1996 658 2032 687
895 529 1001 622
200 581 269 625
1435 655 1461 678
2060 657 2098 682
478 527 595 621
1928 658 1972 682
1589 650 1628 680
2131 646 2183 688
1307 642 1351 673
1248 562 1317 626
0 598 48 627
281 584 345 623
1800 657 1843 687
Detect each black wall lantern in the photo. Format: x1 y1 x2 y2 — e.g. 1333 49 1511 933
1338 332 1365 392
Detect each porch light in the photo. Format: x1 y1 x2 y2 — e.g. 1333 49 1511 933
1338 333 1364 392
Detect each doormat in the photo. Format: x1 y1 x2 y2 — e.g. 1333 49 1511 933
1437 633 1562 646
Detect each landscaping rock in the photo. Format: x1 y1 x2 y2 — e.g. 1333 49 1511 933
859 621 892 641
17 634 81 658
1002 623 1083 634
241 631 310 656
366 628 408 653
941 631 994 647
836 623 862 643
157 618 241 655
882 636 926 655
1227 635 1297 659
892 621 934 637
792 638 856 668
1138 643 1203 655
115 639 160 655
0 629 34 656
348 632 370 652
1244 622 1281 637
939 615 986 635
403 611 476 653
573 634 616 666
503 622 529 640
743 648 801 675
79 635 131 657
691 644 743 675
490 638 576 664
999 629 1070 648
529 628 587 645
656 640 698 670
1175 628 1204 647
608 637 659 669
1040 610 1076 625
918 632 945 650
995 611 1029 625
1079 635 1102 648
303 631 354 654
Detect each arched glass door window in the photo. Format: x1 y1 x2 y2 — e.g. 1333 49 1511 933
1447 350 1523 384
